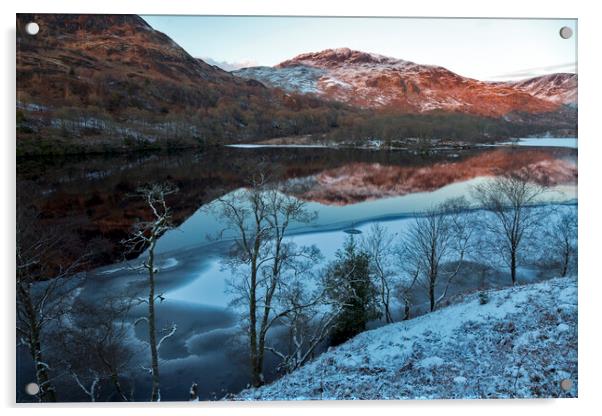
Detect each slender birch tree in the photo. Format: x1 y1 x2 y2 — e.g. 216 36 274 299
16 202 83 402
123 183 178 402
402 197 473 312
545 208 577 277
215 173 320 386
363 223 397 323
472 171 546 285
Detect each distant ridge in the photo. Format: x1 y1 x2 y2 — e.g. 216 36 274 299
235 48 577 117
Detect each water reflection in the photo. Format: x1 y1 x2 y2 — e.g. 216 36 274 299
17 145 575 270
16 145 577 401
152 147 576 255
292 149 577 205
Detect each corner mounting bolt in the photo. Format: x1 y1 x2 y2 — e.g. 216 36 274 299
559 26 573 39
25 22 40 36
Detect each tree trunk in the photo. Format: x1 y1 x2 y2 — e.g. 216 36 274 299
249 319 263 387
249 253 262 387
18 284 57 402
561 248 569 277
254 244 283 386
384 302 392 324
252 354 264 387
510 250 517 285
98 353 128 401
31 335 57 402
429 281 436 312
256 328 266 386
148 248 160 402
110 371 128 402
382 284 392 323
429 246 437 312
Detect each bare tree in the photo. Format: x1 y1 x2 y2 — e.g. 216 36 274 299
55 294 137 402
545 208 577 277
71 370 101 402
16 202 84 402
214 173 320 386
472 171 547 285
362 223 397 323
123 183 178 402
264 275 342 374
402 197 473 312
394 245 420 320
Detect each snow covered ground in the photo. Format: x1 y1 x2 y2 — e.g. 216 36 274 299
234 276 577 400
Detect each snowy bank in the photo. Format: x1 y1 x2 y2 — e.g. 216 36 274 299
234 277 577 400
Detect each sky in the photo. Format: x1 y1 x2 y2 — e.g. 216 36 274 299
141 16 577 81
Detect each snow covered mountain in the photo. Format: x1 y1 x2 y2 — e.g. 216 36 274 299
234 48 577 117
499 73 577 105
235 277 577 400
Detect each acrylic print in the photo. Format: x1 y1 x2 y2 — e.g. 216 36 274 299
16 14 577 402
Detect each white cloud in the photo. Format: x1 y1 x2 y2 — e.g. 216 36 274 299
486 62 577 81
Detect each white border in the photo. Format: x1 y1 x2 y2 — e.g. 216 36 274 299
2 1 601 415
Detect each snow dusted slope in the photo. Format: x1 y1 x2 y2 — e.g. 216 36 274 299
234 65 326 94
499 73 577 105
233 48 575 117
235 277 577 400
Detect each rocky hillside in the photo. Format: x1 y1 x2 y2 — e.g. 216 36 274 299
234 48 577 117
235 276 578 400
16 16 577 154
16 14 350 154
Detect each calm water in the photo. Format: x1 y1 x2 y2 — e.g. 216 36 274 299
16 141 577 401
499 137 578 148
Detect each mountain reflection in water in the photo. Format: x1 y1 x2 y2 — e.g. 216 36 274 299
291 149 577 205
17 145 577 273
